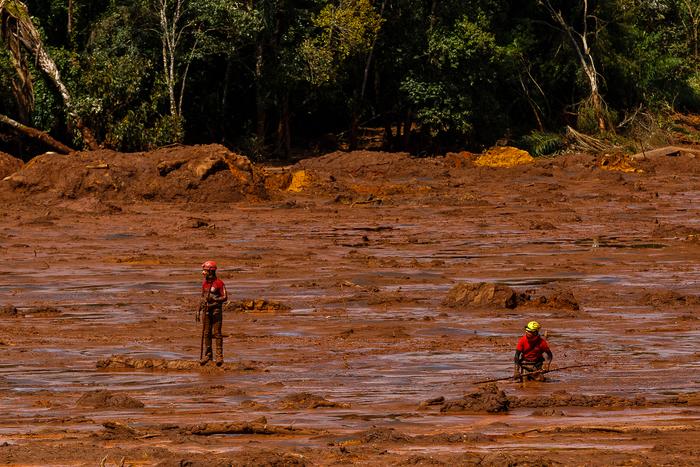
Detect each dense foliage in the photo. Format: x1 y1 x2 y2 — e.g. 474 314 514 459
1 0 699 159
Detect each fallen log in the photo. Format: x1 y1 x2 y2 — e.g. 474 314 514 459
0 112 73 154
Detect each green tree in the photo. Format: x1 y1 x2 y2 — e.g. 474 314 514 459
300 0 384 148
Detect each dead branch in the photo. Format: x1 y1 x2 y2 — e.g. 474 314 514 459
0 112 73 154
565 125 614 153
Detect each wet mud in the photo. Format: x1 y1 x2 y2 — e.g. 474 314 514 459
0 147 699 465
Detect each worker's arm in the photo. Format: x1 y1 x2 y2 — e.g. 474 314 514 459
544 349 553 370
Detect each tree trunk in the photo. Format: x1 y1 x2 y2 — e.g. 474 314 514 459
2 0 98 148
67 0 72 43
1 13 33 123
682 0 700 62
540 0 608 132
0 112 74 154
221 59 231 121
255 41 266 143
275 93 290 159
21 34 99 148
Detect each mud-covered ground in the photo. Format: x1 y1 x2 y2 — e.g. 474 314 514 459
1 146 699 466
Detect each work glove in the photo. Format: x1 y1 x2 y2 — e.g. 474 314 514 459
545 362 551 371
195 309 201 323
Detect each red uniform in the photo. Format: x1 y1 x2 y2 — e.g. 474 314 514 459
202 278 226 299
201 277 227 364
516 334 551 363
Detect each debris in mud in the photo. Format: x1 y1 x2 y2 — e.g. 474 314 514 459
96 355 259 372
599 152 642 173
443 282 520 309
439 384 510 413
418 396 445 410
445 150 477 168
100 420 144 439
631 145 700 160
76 390 144 409
531 408 566 416
240 399 270 410
665 392 700 406
21 305 62 316
0 305 18 316
529 220 557 230
182 217 210 229
227 299 291 313
278 392 350 409
416 432 495 444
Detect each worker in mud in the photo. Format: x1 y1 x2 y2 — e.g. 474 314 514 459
514 321 553 382
199 260 228 366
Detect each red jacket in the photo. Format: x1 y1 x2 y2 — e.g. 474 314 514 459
202 278 227 303
516 334 551 362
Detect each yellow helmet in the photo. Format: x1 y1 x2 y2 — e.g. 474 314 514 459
525 321 541 333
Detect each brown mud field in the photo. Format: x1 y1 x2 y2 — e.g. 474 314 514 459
0 145 699 466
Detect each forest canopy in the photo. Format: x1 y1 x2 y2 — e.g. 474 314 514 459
1 0 699 159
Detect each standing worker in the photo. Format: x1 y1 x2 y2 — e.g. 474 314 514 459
514 321 553 381
199 260 228 366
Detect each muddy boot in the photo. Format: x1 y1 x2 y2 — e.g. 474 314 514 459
215 338 223 366
199 353 211 366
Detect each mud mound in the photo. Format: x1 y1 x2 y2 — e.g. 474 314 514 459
288 150 446 198
629 145 700 174
642 290 700 308
652 223 700 239
479 452 561 467
511 390 647 409
76 390 144 409
357 427 410 443
0 144 265 203
96 355 259 372
443 282 520 309
294 150 413 176
521 285 582 314
474 146 534 168
0 151 23 178
227 299 291 313
443 282 582 315
278 392 350 409
439 384 509 413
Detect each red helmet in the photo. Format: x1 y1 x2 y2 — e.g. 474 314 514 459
202 260 217 271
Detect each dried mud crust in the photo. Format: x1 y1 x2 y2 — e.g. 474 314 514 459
1 144 700 466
